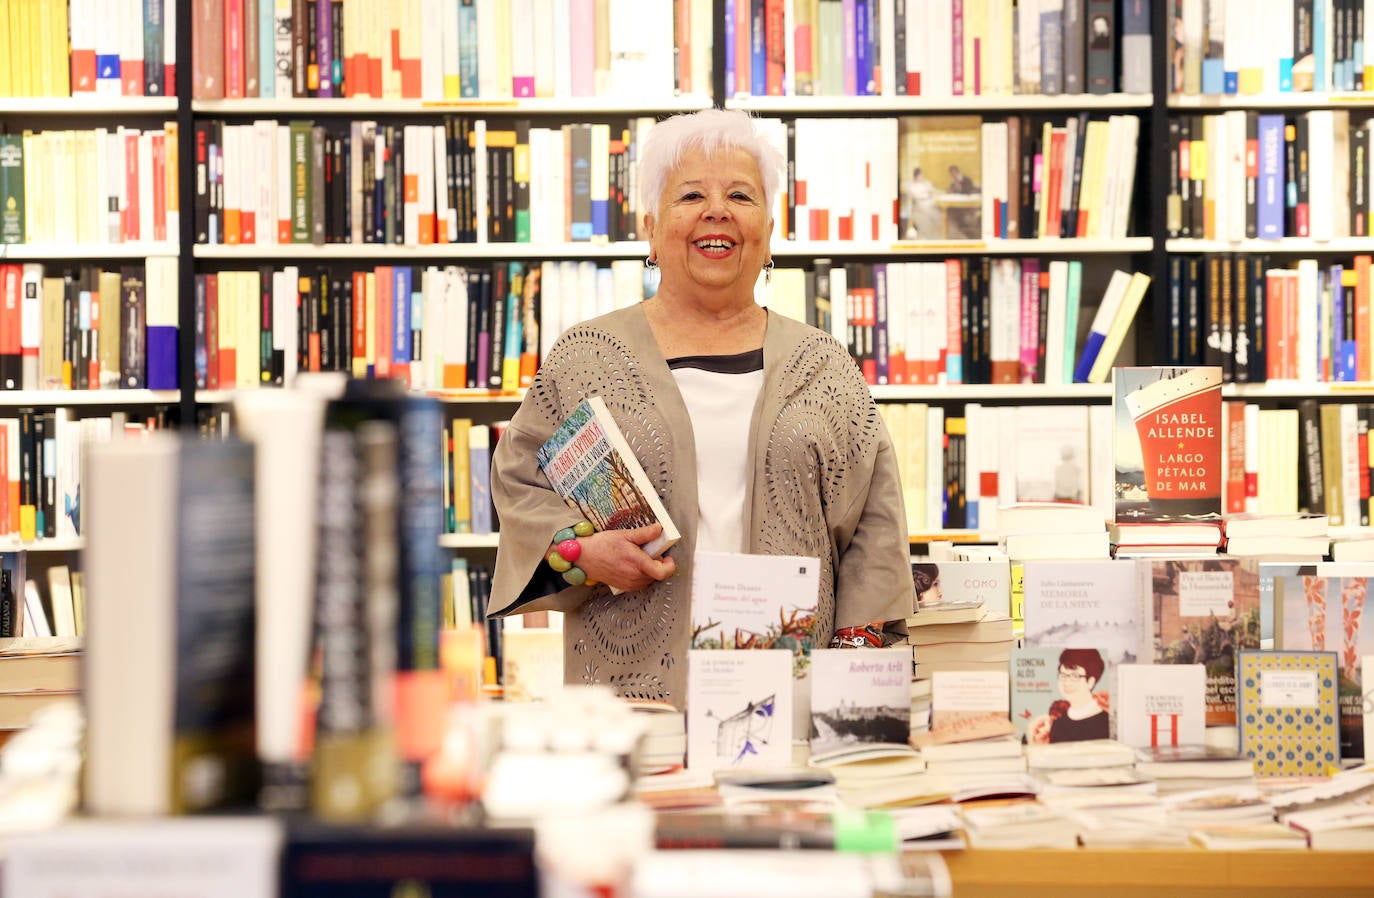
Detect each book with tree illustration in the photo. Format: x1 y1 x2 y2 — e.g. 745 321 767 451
1139 557 1262 726
536 395 679 558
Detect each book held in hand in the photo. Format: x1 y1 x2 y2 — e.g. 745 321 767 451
536 396 679 558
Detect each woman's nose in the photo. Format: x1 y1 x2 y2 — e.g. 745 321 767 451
702 192 730 219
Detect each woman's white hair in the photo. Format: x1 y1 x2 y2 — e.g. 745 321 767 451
638 108 785 218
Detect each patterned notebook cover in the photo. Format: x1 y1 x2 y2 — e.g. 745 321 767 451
1237 650 1340 778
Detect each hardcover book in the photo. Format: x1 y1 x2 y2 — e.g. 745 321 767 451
1237 649 1340 778
1021 559 1141 664
1011 646 1114 744
1113 662 1206 748
807 647 911 756
1139 558 1262 727
536 396 679 558
686 648 794 772
897 115 982 240
910 559 1012 617
689 551 822 673
1274 564 1374 758
1112 366 1223 522
919 670 1016 747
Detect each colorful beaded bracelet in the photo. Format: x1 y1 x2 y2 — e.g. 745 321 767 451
546 520 598 587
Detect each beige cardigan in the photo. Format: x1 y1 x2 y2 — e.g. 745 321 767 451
488 305 913 707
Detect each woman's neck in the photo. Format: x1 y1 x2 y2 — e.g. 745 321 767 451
644 290 766 358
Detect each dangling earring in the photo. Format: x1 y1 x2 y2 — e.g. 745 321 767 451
645 256 659 270
763 259 774 285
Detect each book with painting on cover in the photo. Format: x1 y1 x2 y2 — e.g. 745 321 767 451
1237 649 1340 778
536 396 679 558
1112 366 1223 523
1274 564 1374 759
1138 557 1262 727
897 115 982 240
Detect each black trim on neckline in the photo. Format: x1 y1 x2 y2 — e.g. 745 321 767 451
666 348 765 374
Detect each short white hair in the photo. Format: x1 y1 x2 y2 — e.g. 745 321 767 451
638 109 784 217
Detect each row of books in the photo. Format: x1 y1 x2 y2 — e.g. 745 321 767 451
724 0 1151 98
193 116 655 247
192 0 704 101
1163 253 1374 384
192 260 649 392
1169 0 1368 96
890 113 1141 244
0 0 175 98
0 260 178 391
1167 110 1374 242
0 126 181 248
773 259 1147 388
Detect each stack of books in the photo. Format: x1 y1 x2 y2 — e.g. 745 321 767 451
1108 519 1225 557
1132 744 1256 795
996 502 1110 561
1221 512 1330 560
909 612 1014 681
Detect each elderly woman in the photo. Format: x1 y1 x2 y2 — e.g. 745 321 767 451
486 109 912 707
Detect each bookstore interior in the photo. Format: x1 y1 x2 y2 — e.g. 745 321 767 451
5 1 1374 896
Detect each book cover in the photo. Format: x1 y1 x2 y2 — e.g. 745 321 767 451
1011 646 1114 744
1021 559 1142 663
1113 662 1206 748
897 115 982 240
686 649 793 772
1237 649 1340 778
535 396 679 558
1112 366 1223 522
807 647 911 755
1141 558 1262 726
920 670 1016 746
1012 404 1090 504
1275 565 1374 758
689 551 822 676
911 559 1012 618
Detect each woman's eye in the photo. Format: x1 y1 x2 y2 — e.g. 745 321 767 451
731 192 754 202
680 191 703 201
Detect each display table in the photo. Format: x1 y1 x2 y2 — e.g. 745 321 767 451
941 847 1374 898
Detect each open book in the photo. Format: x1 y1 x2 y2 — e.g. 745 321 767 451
537 396 680 558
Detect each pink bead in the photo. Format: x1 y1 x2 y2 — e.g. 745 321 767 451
557 539 582 563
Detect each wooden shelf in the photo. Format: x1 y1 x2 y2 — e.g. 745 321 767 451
438 534 499 549
0 97 177 114
0 390 179 407
1223 382 1374 399
872 384 1114 401
0 536 83 553
192 96 713 115
942 847 1374 898
727 93 1152 113
194 242 650 260
1170 92 1374 109
0 243 178 260
774 238 1152 257
197 388 526 404
1167 238 1374 253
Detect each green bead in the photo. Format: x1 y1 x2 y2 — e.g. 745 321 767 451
572 520 595 537
554 527 576 542
562 567 587 586
547 552 572 573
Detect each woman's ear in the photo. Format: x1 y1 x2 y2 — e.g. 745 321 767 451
643 212 656 241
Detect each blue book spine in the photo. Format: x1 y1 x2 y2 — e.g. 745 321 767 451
1257 114 1286 239
458 2 479 98
393 267 412 365
1315 0 1329 91
724 0 736 97
1224 70 1239 93
855 0 873 95
1073 332 1107 383
1330 266 1345 379
146 325 179 389
260 0 276 96
1201 58 1224 94
751 0 767 96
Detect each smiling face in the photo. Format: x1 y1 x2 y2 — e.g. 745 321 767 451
643 145 773 305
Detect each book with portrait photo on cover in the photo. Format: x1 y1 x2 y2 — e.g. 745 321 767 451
536 396 680 558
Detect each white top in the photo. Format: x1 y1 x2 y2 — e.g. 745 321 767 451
668 350 765 554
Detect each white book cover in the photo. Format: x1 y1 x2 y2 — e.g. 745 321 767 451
808 647 911 755
1021 559 1142 663
924 669 1015 745
689 551 822 662
911 559 1013 618
687 649 793 771
1013 404 1089 504
1114 662 1206 748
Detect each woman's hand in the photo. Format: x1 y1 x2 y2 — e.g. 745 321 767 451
568 524 676 593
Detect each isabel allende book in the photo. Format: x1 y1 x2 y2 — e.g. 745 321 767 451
1112 366 1223 523
536 396 680 558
